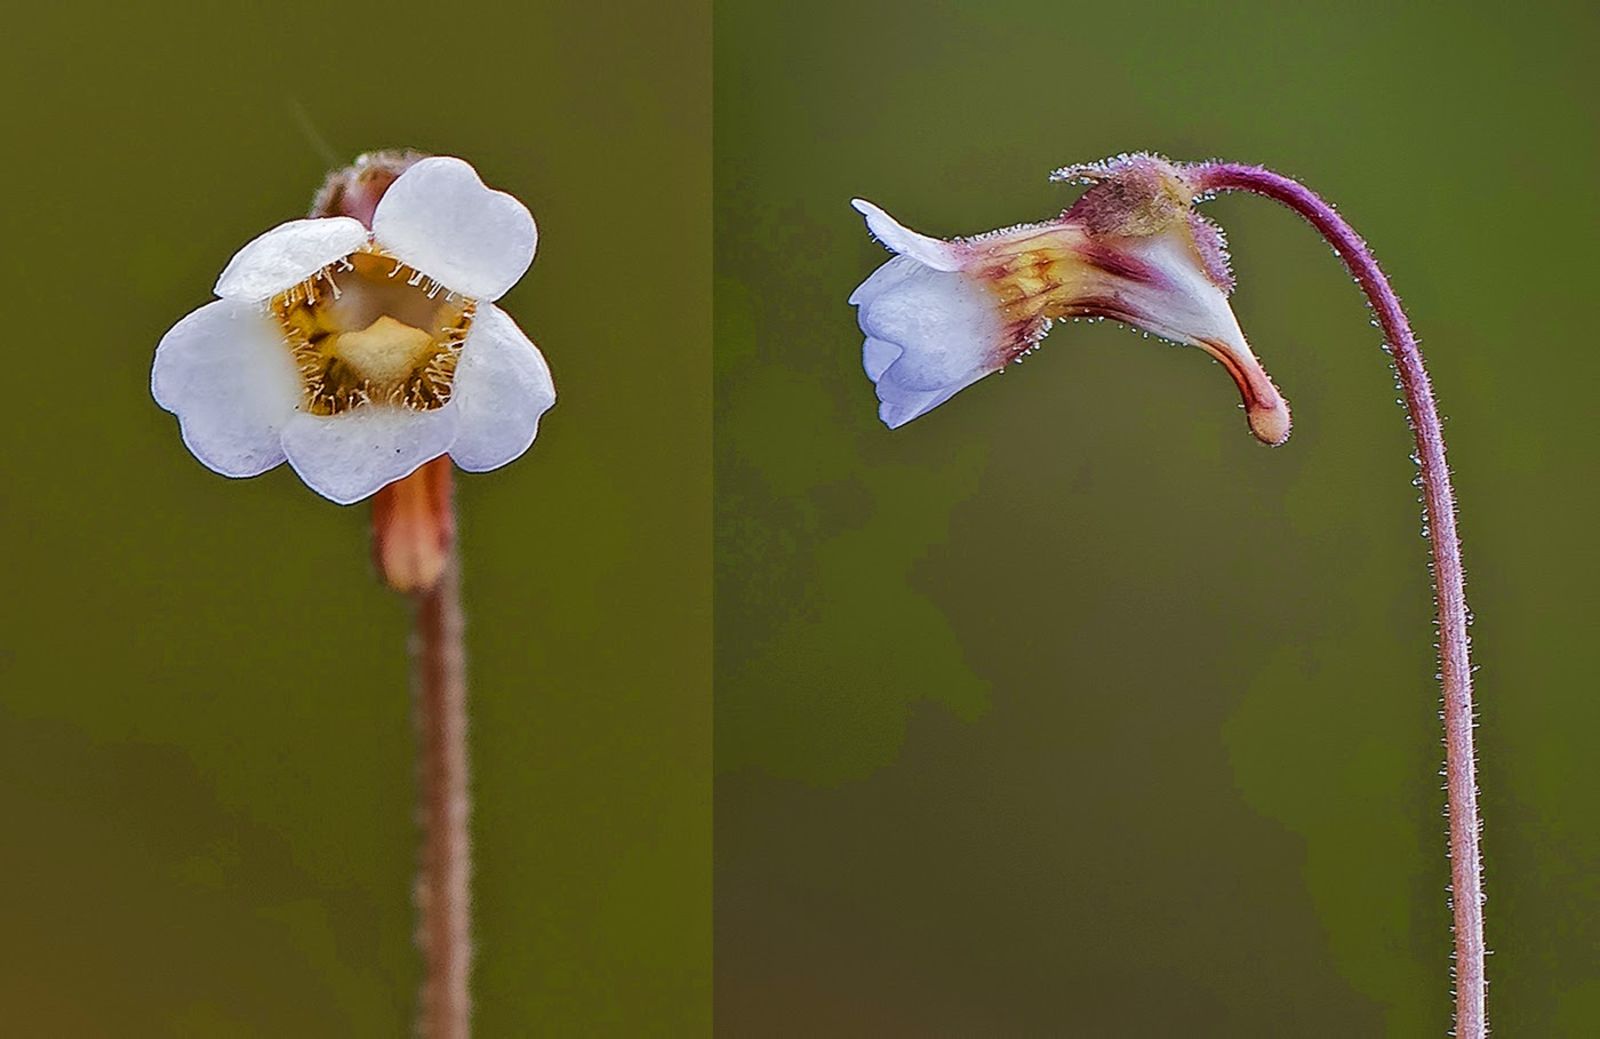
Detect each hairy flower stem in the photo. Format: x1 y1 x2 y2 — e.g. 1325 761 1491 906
413 541 472 1039
317 154 472 1038
1190 162 1484 1038
372 461 472 1038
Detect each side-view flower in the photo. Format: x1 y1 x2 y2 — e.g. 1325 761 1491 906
152 155 555 504
850 154 1288 443
849 152 1487 1039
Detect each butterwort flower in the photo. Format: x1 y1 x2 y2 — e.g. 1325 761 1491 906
849 153 1290 444
152 155 555 504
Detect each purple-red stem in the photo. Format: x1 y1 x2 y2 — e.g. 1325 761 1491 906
414 553 472 1038
1191 162 1484 1038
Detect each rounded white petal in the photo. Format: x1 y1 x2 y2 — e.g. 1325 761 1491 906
448 304 556 473
281 405 462 506
372 157 537 302
847 253 916 307
864 334 989 428
151 299 301 477
851 257 1007 429
862 336 900 381
854 258 1003 390
873 359 993 430
850 198 964 272
214 217 369 301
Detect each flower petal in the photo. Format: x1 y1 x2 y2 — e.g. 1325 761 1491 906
855 258 1003 390
281 405 462 506
851 257 1007 428
847 252 916 307
872 356 993 430
372 157 537 302
862 336 900 381
151 299 301 477
448 304 556 473
214 217 369 301
850 199 964 272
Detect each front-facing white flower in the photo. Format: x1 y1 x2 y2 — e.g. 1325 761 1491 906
152 156 555 504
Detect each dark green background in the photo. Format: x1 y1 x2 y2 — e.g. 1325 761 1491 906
1 1 708 1034
715 1 1596 1035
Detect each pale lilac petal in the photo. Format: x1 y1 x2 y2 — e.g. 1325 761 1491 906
448 304 556 473
850 199 964 272
281 405 461 506
873 361 993 430
850 257 1007 428
862 337 899 381
214 217 369 301
854 260 1002 390
151 299 300 477
372 157 537 302
847 253 916 307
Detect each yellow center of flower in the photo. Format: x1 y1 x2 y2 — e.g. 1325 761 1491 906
270 251 475 416
978 232 1099 328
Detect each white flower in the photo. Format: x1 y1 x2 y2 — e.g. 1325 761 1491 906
152 156 555 504
849 155 1291 444
850 243 1006 431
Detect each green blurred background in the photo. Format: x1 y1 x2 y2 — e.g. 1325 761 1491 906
715 1 1596 1035
0 1 708 1034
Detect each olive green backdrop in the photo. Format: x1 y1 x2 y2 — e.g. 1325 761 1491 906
715 1 1596 1035
0 1 709 1034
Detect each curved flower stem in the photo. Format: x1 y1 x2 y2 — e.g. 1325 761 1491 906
1190 162 1483 1038
412 531 472 1038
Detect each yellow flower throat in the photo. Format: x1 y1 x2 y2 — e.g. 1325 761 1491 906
271 251 475 416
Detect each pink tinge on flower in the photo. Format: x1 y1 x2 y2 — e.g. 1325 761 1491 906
849 154 1291 444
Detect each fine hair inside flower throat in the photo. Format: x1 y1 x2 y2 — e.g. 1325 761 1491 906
271 250 475 416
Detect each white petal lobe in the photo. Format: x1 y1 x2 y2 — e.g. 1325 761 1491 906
281 406 462 506
854 259 1001 390
850 199 964 272
214 218 369 301
373 157 537 302
847 255 916 307
448 304 556 473
873 362 993 429
151 299 301 477
862 337 900 381
850 257 1007 428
